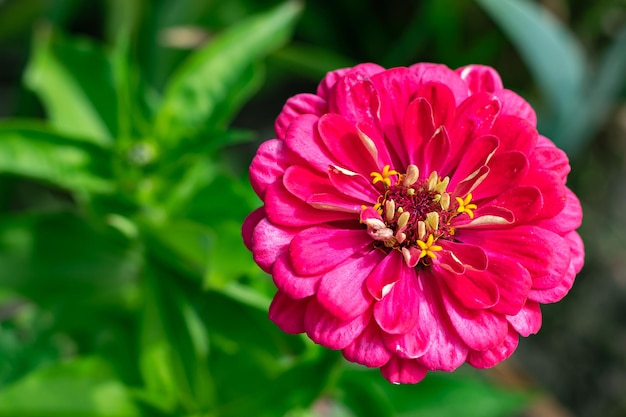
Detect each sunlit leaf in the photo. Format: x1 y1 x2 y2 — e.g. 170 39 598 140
0 356 142 417
24 25 120 145
155 1 302 144
0 123 114 193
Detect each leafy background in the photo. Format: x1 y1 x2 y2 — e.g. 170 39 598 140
0 0 624 416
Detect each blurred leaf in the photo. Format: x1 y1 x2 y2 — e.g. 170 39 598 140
24 24 119 146
0 122 114 194
0 356 142 417
272 43 355 80
0 0 47 41
338 368 532 417
142 219 212 279
0 212 141 309
138 265 215 414
155 1 303 143
201 290 330 417
556 25 626 154
475 0 587 117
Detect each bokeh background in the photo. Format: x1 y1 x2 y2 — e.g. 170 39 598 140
0 0 625 416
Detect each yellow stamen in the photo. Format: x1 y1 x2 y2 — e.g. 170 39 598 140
370 165 399 187
417 234 443 259
456 193 478 219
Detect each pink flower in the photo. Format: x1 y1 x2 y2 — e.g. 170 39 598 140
242 63 584 384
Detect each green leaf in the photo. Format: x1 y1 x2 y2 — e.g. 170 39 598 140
155 1 302 143
0 356 142 417
0 212 141 309
24 24 119 145
0 122 114 193
138 266 215 414
142 219 212 279
475 0 587 117
338 368 532 417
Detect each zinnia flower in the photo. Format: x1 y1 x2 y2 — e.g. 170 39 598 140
242 63 584 384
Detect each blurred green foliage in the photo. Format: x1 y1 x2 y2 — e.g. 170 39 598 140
0 0 623 416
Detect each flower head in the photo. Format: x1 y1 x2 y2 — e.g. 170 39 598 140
242 63 584 384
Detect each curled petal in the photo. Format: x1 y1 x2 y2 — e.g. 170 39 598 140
380 357 427 384
269 292 309 334
275 93 327 139
304 298 369 350
467 327 519 369
343 322 393 368
373 264 421 334
250 139 290 198
316 249 382 320
507 301 542 337
456 64 503 94
252 218 301 273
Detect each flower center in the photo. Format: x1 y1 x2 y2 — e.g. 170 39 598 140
361 164 477 267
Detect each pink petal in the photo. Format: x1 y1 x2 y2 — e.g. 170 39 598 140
275 93 327 139
327 71 381 132
434 263 499 310
328 166 380 203
316 63 385 100
530 145 570 182
481 186 543 225
470 151 529 201
460 226 570 290
342 322 393 368
304 298 369 350
449 134 499 190
528 262 576 303
249 139 290 199
283 164 335 200
534 188 582 234
416 82 456 128
269 292 309 334
566 230 584 274
380 357 427 384
411 63 469 104
506 301 542 337
494 89 537 126
521 169 566 220
490 115 538 156
382 271 434 359
307 193 364 213
272 253 320 299
242 207 265 251
441 285 508 351
421 126 451 177
373 263 421 334
456 64 503 94
284 114 333 173
415 272 469 371
403 98 435 166
317 113 380 176
252 218 300 273
366 250 404 300
467 327 519 369
265 181 355 227
486 254 532 316
316 249 382 320
438 240 488 271
289 226 373 275
371 67 422 166
444 92 501 173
